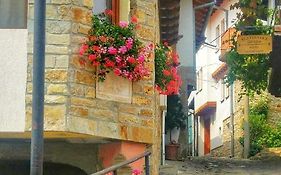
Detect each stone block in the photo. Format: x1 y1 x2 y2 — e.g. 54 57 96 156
46 21 71 34
139 109 154 117
26 82 32 94
70 84 85 96
51 0 71 4
45 70 68 83
46 45 69 54
118 113 140 125
132 96 152 106
83 0 93 8
71 97 96 107
70 106 89 117
67 116 97 135
45 95 67 104
44 105 66 130
119 125 129 140
137 26 154 41
144 85 154 95
75 71 95 85
96 72 132 103
45 55 56 68
130 126 153 143
55 55 69 68
90 109 115 121
85 87 96 98
47 84 68 95
46 33 71 45
118 104 139 115
97 121 118 138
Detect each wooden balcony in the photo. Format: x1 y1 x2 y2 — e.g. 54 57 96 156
219 28 236 62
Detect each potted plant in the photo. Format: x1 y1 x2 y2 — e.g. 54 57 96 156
79 10 153 82
165 95 186 160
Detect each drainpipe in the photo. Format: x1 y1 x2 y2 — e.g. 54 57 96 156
162 110 167 165
30 0 46 175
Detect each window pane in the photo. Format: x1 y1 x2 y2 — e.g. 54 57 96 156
93 0 112 14
0 0 27 29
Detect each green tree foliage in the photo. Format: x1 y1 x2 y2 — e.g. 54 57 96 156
240 96 281 156
226 0 276 94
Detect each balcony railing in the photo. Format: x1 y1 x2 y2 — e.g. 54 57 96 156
90 151 151 175
219 28 236 62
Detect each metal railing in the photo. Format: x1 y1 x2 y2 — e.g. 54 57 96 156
91 151 151 175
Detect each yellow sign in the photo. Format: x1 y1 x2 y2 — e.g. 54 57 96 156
237 35 272 54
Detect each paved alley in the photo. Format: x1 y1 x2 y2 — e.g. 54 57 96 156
160 157 281 175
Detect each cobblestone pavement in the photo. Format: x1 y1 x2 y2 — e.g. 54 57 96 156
160 157 281 175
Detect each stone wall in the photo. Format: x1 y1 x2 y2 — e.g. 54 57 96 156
211 81 244 158
26 0 161 174
268 94 281 127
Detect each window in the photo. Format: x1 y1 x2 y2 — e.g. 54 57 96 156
225 84 230 98
196 68 203 92
93 0 120 24
215 24 220 48
221 19 226 34
220 79 225 102
0 0 27 29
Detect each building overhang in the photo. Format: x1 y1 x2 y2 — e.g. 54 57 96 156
194 0 223 50
212 63 228 80
195 101 216 116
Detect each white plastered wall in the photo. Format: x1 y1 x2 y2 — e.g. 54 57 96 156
0 29 27 132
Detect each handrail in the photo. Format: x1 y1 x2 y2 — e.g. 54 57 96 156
91 151 151 175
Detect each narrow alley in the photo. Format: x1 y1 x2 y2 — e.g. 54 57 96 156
160 157 281 175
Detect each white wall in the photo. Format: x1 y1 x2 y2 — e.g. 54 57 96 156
195 0 239 152
177 0 194 67
0 29 27 132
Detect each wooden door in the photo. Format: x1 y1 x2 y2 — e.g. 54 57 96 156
204 118 211 155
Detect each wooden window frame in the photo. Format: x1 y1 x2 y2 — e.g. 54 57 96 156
111 0 120 24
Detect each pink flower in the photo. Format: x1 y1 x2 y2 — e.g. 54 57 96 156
79 44 88 55
163 69 171 76
132 169 142 175
88 54 97 61
104 9 113 16
119 21 128 28
138 55 145 63
92 45 100 52
105 59 115 68
114 68 122 76
108 47 117 55
119 46 127 54
131 16 138 23
115 56 122 63
127 57 136 64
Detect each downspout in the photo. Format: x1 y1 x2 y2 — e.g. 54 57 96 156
162 110 167 165
30 0 46 174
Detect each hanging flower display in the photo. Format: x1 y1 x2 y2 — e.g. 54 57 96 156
155 42 182 95
79 10 152 82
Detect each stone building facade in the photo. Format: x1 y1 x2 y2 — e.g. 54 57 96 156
0 0 162 174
